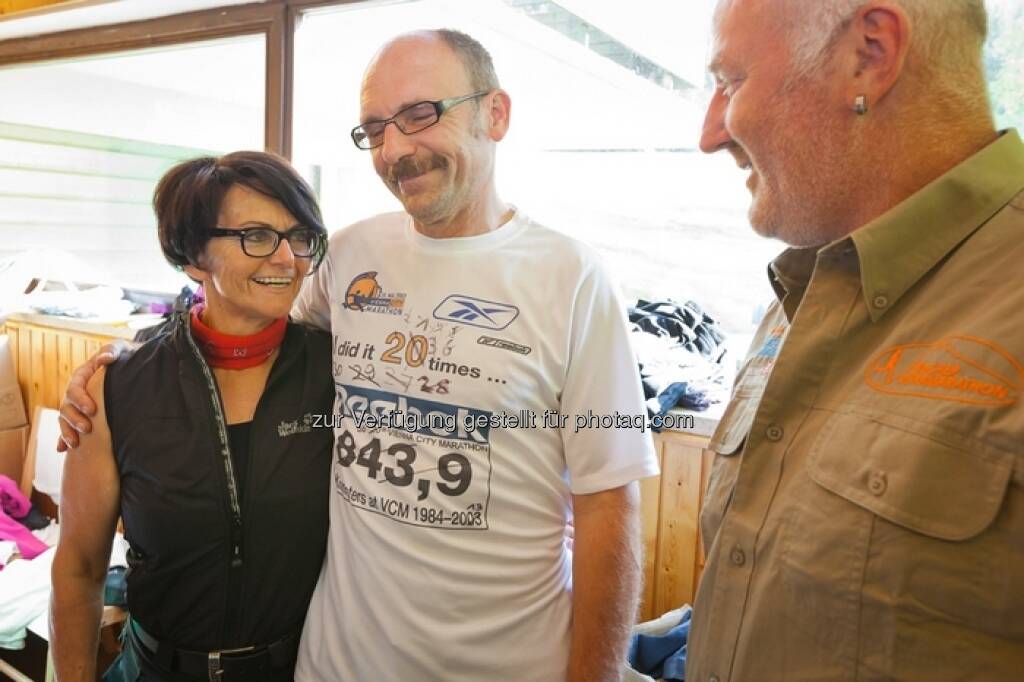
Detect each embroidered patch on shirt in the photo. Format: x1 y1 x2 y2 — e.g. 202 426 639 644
278 413 315 437
755 325 787 360
746 324 787 379
865 336 1022 406
731 324 788 400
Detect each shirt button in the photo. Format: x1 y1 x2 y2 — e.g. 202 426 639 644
868 471 887 496
709 676 720 682
730 546 746 566
873 294 889 309
765 424 784 441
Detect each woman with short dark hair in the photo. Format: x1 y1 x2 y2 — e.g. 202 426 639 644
51 151 334 682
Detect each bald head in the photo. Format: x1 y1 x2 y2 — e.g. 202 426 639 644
365 29 499 97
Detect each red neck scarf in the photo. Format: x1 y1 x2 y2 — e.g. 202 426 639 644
189 304 287 370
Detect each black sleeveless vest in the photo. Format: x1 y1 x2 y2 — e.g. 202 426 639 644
105 314 334 650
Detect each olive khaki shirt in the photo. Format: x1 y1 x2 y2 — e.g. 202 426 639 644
687 130 1024 682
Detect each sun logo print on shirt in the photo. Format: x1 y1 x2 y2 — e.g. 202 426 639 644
343 271 406 315
344 271 382 310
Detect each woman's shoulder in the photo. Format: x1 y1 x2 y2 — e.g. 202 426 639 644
286 319 332 351
106 321 183 388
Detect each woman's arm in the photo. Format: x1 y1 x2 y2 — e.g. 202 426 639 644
50 366 120 682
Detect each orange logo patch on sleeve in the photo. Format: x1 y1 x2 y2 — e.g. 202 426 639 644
866 336 1022 406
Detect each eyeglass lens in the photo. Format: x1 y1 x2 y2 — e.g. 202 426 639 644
356 101 439 148
241 228 319 257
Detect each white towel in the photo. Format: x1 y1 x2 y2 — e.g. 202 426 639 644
0 546 54 650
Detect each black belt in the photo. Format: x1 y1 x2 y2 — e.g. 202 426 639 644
129 618 300 681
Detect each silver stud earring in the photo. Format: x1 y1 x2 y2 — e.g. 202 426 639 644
853 95 868 115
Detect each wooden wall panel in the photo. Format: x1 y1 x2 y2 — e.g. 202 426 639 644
638 430 716 621
42 332 59 411
694 447 716 590
28 327 45 421
15 326 30 417
70 336 87 371
58 335 72 390
651 435 705 617
2 319 124 421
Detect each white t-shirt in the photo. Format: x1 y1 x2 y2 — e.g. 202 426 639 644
292 210 658 681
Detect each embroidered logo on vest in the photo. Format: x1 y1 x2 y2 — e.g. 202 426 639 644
278 413 314 437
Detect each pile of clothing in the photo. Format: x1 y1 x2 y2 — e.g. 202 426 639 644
0 475 59 651
0 475 129 650
27 283 134 320
629 299 729 422
0 475 51 567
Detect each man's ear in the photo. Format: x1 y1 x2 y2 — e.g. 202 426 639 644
842 2 911 110
485 89 511 142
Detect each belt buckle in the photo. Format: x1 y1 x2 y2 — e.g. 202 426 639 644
207 644 256 681
207 652 223 681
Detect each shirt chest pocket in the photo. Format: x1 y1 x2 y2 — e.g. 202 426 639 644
700 393 759 553
804 409 1024 638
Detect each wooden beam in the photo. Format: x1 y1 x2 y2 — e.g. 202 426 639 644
265 3 289 156
0 2 280 65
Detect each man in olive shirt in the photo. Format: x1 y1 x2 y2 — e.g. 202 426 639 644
692 0 1024 680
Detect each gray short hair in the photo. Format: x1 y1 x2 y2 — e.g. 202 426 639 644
431 28 500 93
783 0 988 90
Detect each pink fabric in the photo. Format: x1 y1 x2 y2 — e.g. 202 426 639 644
0 510 47 560
0 476 47 560
0 475 30 518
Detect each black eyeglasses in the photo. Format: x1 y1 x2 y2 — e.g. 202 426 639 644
351 91 489 150
207 226 325 262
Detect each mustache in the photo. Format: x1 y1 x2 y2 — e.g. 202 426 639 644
387 154 448 184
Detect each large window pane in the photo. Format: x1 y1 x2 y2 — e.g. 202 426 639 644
986 0 1024 131
292 0 778 338
294 0 1024 338
0 35 265 294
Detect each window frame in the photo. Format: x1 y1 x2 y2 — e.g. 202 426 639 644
0 0 368 157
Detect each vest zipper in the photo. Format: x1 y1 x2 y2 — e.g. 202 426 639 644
182 316 244 567
182 314 292 642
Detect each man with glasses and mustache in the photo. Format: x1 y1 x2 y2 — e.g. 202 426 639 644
60 29 657 682
289 29 658 682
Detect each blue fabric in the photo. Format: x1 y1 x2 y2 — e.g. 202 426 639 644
103 620 142 681
104 566 128 607
645 381 712 417
628 609 691 681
